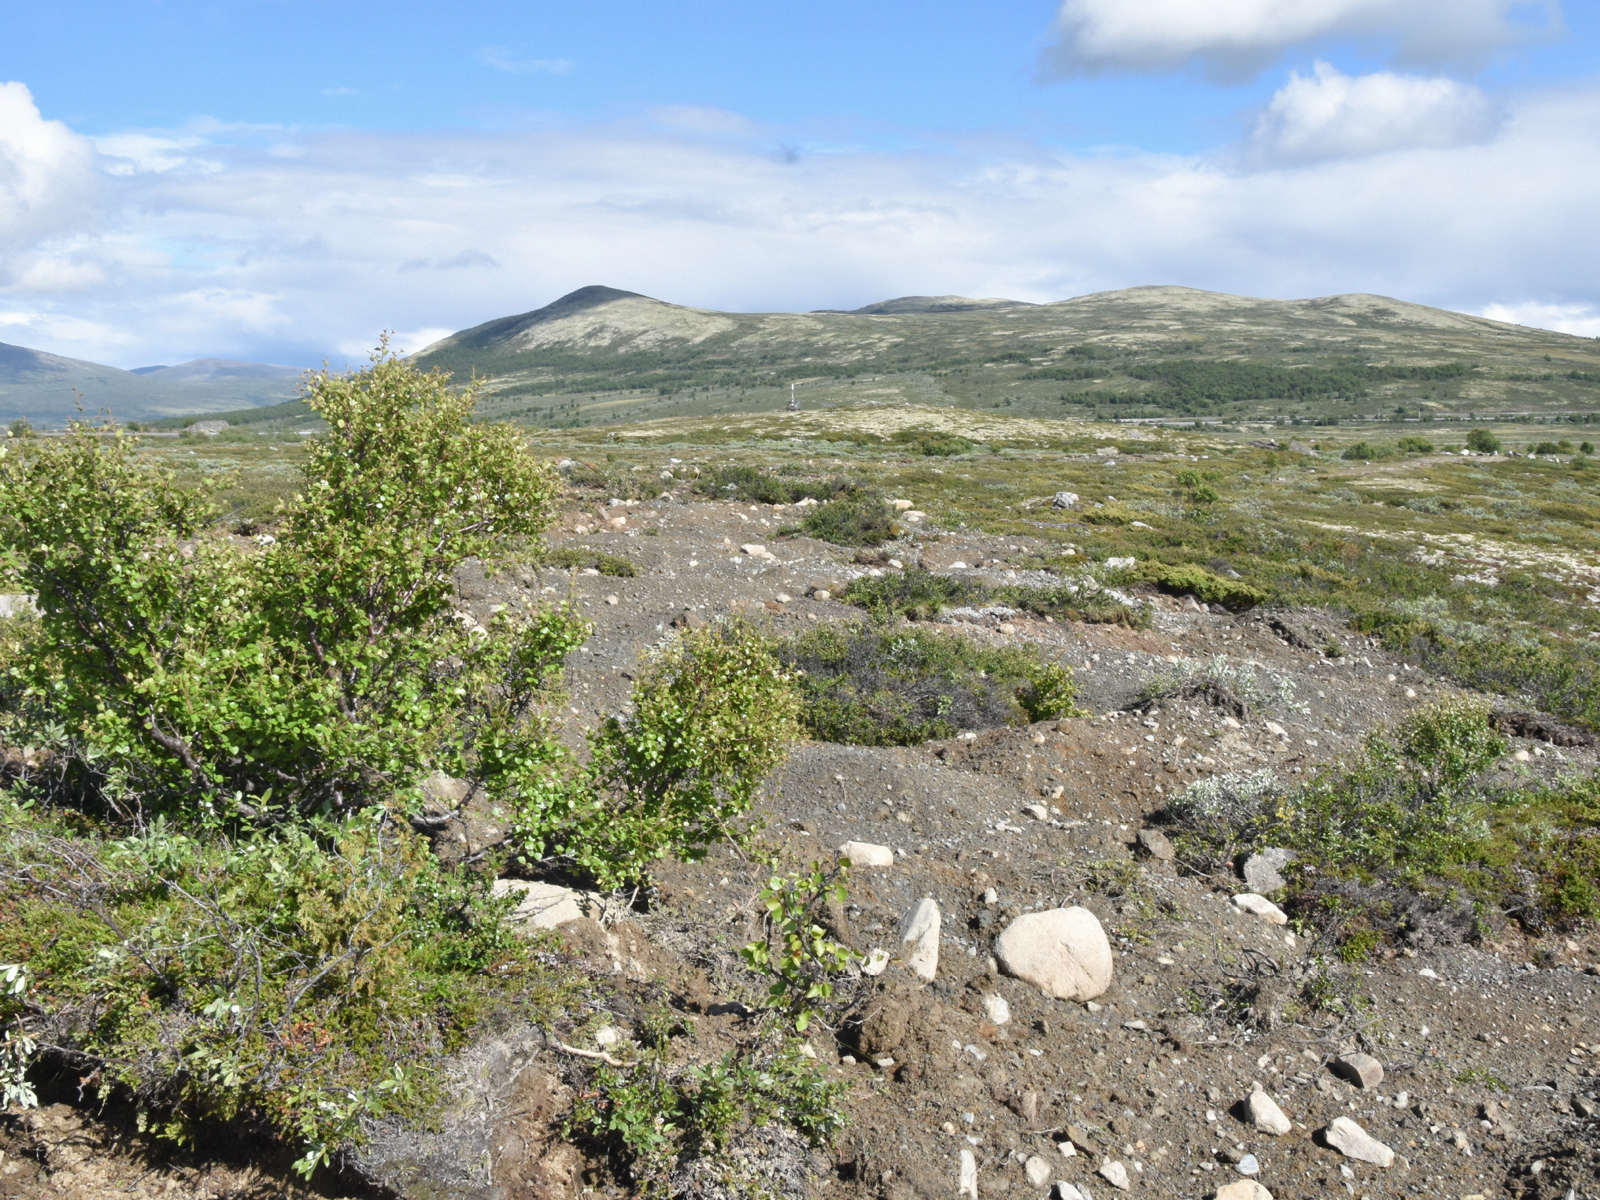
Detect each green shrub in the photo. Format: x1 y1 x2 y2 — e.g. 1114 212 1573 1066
1582 441 1595 454
1532 441 1561 455
0 798 560 1175
543 546 638 577
801 490 899 546
775 621 1081 745
693 465 845 505
570 1038 848 1197
1340 441 1388 460
1394 695 1504 784
1397 436 1434 453
565 618 801 887
1466 428 1501 454
1141 563 1267 611
0 350 580 822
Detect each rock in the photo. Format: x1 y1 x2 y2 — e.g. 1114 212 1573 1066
959 1149 978 1200
995 908 1113 1001
812 589 831 601
1574 1096 1597 1119
862 948 890 976
420 770 470 808
604 594 619 606
0 594 38 619
892 498 914 510
1052 492 1080 509
492 880 588 929
982 994 1011 1025
354 1024 581 1199
1332 1052 1384 1089
1235 1153 1259 1175
895 898 941 980
1242 848 1297 894
1247 1090 1292 1136
1098 1159 1130 1190
774 592 792 603
1324 1116 1394 1166
1231 893 1288 925
1215 1183 1274 1200
671 609 706 630
1137 828 1175 862
1104 556 1135 571
1024 1156 1051 1188
1054 1184 1088 1200
1022 803 1050 821
1452 1129 1473 1155
741 543 775 560
839 841 895 868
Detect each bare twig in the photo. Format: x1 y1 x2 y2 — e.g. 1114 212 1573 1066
555 1041 626 1068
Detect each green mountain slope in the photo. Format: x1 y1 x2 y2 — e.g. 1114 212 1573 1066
413 284 1600 431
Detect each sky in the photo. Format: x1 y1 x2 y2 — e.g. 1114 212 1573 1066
1 0 1598 369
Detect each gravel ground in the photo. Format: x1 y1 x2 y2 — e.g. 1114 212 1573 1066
5 495 1597 1200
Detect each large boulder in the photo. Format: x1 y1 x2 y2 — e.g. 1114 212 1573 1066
994 907 1112 1001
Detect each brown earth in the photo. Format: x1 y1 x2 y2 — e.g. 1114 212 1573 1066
5 496 1598 1200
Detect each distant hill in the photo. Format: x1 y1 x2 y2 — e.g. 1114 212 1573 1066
412 283 1600 429
0 342 306 424
130 359 304 382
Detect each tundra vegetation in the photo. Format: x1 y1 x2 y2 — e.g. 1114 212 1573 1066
0 352 835 1181
5 336 1600 1190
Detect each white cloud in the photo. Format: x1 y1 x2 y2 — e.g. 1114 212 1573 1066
0 82 103 250
4 80 1600 368
1042 0 1560 79
476 48 574 75
1246 62 1499 163
1480 301 1600 338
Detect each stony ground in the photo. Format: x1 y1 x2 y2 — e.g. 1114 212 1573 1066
4 494 1598 1200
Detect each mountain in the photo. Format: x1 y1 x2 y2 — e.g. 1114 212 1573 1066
0 342 306 424
412 284 1600 429
130 359 304 382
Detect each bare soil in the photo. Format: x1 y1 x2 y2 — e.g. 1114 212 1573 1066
8 496 1598 1200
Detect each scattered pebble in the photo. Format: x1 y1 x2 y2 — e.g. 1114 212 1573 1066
1333 1052 1384 1089
1231 893 1288 925
1098 1158 1130 1190
1247 1089 1292 1136
838 841 894 868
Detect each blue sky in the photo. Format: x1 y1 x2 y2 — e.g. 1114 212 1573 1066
2 0 1598 368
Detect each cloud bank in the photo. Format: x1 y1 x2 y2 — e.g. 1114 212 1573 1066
1042 0 1560 79
2 79 1599 366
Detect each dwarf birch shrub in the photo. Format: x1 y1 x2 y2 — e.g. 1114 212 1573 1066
0 347 580 821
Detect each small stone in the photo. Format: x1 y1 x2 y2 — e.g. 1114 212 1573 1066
892 498 914 510
1058 1140 1077 1158
1452 1129 1473 1155
1215 1183 1274 1200
948 561 968 570
995 907 1114 1001
1023 803 1050 821
1052 492 1080 509
594 1025 622 1046
1137 828 1175 862
1098 1158 1130 1190
1232 893 1288 925
1514 748 1531 762
1333 1052 1384 1089
862 948 890 976
1324 1116 1394 1166
812 589 831 602
1574 1096 1597 1118
839 841 894 868
491 879 587 929
959 1149 978 1200
983 994 1011 1025
1248 1090 1292 1136
1235 1153 1259 1176
1054 1184 1087 1200
1024 1155 1051 1188
896 898 941 980
774 592 792 603
1242 847 1297 894
983 887 998 904
604 594 619 605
